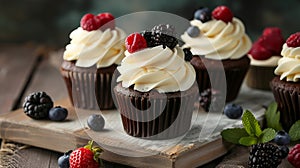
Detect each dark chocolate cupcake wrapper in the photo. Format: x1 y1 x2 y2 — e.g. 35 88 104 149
61 61 117 110
270 77 300 131
114 83 198 139
246 65 276 90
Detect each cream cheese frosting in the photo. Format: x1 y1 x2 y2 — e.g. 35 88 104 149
117 45 196 93
249 54 281 67
275 43 300 82
181 18 252 60
63 27 126 68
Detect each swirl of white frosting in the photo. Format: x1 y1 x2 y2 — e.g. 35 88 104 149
181 18 252 60
63 27 126 68
275 43 300 82
248 54 281 67
117 46 196 93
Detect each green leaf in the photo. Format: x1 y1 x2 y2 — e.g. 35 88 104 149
221 128 249 144
289 120 300 141
259 128 276 143
242 110 262 137
239 136 258 146
265 102 283 131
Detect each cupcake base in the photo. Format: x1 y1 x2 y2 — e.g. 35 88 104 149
270 76 300 131
246 65 276 90
114 83 198 139
190 55 250 102
61 60 117 110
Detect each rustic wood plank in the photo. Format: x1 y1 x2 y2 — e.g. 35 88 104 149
0 44 41 113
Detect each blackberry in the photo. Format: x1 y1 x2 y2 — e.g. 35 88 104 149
140 31 156 47
248 143 286 168
151 24 178 49
183 48 193 61
199 88 222 112
23 91 53 119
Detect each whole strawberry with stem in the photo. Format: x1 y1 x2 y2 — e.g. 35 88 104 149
69 141 103 168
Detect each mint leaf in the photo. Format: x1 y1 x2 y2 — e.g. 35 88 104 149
289 120 300 141
242 110 262 137
239 136 258 146
221 128 249 144
265 102 283 131
259 128 276 143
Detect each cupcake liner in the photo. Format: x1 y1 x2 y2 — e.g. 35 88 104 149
61 61 117 110
270 77 300 131
246 65 276 90
114 83 198 139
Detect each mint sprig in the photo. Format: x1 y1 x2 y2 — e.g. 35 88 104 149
221 110 276 146
289 120 300 141
265 102 283 131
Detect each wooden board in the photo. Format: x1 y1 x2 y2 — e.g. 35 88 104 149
0 85 275 168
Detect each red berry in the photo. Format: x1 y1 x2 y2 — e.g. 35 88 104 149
263 27 282 37
261 27 284 55
212 6 233 23
97 12 115 30
288 144 300 168
69 147 99 168
125 33 147 53
286 32 300 48
249 39 273 60
80 14 102 31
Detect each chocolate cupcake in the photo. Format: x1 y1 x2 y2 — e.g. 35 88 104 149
246 27 284 90
270 32 300 131
181 6 252 102
115 26 198 139
61 13 126 110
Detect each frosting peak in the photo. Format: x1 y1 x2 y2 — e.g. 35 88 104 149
63 27 126 68
275 43 300 82
117 46 196 93
181 18 252 60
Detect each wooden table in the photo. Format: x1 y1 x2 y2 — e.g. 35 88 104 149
0 44 294 168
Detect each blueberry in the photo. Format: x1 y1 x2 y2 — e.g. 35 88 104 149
194 7 212 23
58 150 72 168
278 145 289 159
274 130 291 145
87 114 105 131
187 26 200 37
48 106 68 121
224 103 243 119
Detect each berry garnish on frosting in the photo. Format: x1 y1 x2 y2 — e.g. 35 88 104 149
286 32 300 48
249 27 285 60
80 13 115 31
212 6 233 23
125 33 147 53
187 26 200 37
194 7 211 23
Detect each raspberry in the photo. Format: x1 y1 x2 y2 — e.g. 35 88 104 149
261 27 284 55
80 13 101 31
97 12 115 30
286 32 300 48
212 6 233 23
23 92 53 119
263 27 282 37
248 143 286 168
249 39 273 60
125 33 147 53
288 144 300 168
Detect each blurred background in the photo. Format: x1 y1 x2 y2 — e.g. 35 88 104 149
0 0 299 49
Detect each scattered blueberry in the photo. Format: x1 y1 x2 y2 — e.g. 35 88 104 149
278 145 289 159
224 103 243 119
48 106 68 121
194 7 212 23
58 150 72 168
187 26 200 37
274 130 291 146
87 114 105 131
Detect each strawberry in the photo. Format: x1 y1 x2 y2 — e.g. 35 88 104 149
69 141 102 168
249 41 272 60
97 13 115 30
286 32 300 48
80 14 102 31
125 33 147 53
212 6 233 23
288 144 300 168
